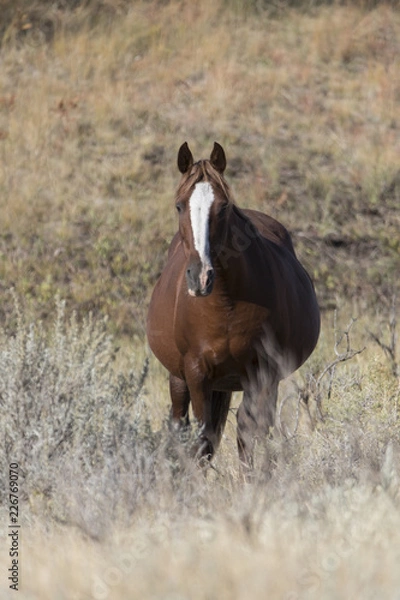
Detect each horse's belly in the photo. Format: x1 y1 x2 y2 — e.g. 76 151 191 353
147 279 184 378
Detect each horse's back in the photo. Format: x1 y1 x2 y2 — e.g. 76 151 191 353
242 208 320 368
242 208 296 255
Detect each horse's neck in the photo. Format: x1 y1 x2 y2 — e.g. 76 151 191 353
214 205 268 283
211 205 279 312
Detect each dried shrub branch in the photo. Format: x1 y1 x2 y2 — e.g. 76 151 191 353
368 295 399 380
284 314 365 434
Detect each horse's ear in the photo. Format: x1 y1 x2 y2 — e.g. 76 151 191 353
177 142 193 174
210 142 226 174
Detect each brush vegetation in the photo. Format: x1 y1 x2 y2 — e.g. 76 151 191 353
0 1 400 598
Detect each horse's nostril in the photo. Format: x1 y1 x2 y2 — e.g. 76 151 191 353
206 269 214 285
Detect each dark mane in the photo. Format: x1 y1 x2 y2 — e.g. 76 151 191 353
176 159 231 203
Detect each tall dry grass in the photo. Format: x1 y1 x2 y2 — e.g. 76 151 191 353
0 298 399 598
0 0 398 333
19 486 400 599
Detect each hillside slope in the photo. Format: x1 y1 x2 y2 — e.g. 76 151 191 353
0 1 398 336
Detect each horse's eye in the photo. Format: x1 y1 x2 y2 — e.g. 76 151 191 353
176 203 183 213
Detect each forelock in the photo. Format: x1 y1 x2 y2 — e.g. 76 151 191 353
176 160 230 202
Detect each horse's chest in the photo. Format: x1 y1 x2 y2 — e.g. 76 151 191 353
179 300 269 368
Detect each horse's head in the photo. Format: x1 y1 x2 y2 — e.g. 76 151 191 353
176 142 231 297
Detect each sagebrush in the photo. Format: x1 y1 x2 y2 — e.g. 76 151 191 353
1 298 399 533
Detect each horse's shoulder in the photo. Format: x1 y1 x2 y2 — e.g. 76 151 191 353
242 209 295 254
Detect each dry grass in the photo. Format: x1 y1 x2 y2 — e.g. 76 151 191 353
0 298 400 598
0 0 398 334
0 1 400 598
17 487 400 600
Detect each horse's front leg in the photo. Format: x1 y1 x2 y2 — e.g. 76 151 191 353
169 373 190 431
184 368 216 464
170 370 216 466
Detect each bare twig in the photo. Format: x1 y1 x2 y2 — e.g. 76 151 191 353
290 314 365 429
368 295 398 379
278 391 302 438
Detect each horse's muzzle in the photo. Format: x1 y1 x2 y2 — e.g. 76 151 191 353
186 262 214 297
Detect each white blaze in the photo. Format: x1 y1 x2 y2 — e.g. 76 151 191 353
189 182 214 266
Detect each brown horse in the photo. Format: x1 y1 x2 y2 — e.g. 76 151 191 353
147 142 320 475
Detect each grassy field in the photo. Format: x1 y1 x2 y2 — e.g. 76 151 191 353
0 1 400 598
0 0 399 334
